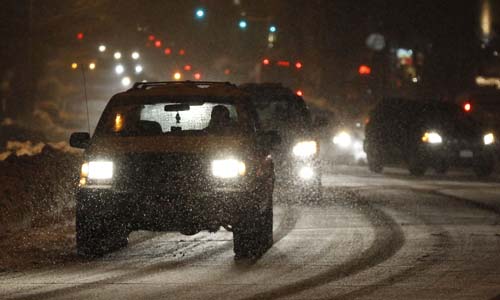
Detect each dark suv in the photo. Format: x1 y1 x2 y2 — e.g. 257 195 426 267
239 83 321 200
364 98 497 176
69 81 279 259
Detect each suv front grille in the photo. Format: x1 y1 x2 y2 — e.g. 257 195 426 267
115 153 209 192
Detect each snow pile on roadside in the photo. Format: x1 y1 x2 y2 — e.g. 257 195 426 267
0 143 81 235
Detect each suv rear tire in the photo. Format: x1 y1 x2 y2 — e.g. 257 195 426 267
233 195 273 259
367 149 383 173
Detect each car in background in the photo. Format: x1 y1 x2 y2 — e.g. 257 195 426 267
240 83 322 201
322 120 367 165
69 81 280 259
364 98 497 177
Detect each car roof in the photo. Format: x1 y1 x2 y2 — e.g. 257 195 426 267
239 83 297 98
109 81 247 105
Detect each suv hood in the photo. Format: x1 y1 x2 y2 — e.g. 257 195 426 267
86 135 251 157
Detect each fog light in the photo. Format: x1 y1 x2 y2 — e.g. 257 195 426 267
299 166 314 180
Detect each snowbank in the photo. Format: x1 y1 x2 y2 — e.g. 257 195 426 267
0 143 81 235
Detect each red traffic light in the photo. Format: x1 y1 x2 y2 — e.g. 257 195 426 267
76 32 84 40
464 101 472 112
295 61 303 69
164 48 172 55
262 58 270 65
358 65 371 75
154 40 162 48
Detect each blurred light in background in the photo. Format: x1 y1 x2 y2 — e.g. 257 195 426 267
155 40 162 48
195 8 205 19
164 48 172 55
135 65 143 74
131 52 140 60
114 52 122 60
296 90 303 97
269 25 277 33
148 35 155 41
224 69 231 75
115 64 125 75
184 65 192 71
121 77 131 87
179 49 186 56
238 20 248 29
89 62 96 70
194 72 201 80
98 45 106 52
173 72 182 80
295 61 303 69
76 32 84 40
262 58 270 65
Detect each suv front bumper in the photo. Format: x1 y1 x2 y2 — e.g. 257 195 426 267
76 186 267 233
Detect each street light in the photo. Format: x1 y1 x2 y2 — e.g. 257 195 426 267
89 62 96 70
135 65 143 74
121 76 131 87
131 51 140 60
114 52 122 60
115 64 125 75
71 62 78 70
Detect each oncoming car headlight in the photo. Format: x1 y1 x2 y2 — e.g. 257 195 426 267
80 161 114 185
333 131 352 148
292 141 318 158
211 159 246 178
484 133 495 145
422 131 442 144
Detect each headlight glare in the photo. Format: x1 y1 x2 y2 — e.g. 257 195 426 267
484 133 495 145
422 132 442 144
212 159 246 178
293 141 318 158
86 161 114 180
333 131 352 148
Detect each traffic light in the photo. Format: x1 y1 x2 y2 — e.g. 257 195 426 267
262 58 270 65
155 40 162 48
195 8 205 19
295 61 303 69
76 32 84 40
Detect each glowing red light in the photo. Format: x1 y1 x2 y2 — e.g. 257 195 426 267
277 60 290 67
184 65 192 71
148 35 155 41
76 32 84 40
295 61 303 69
155 40 162 48
179 49 186 56
194 72 201 80
296 90 303 97
224 69 231 75
464 102 472 112
358 65 371 75
262 58 270 65
164 48 171 55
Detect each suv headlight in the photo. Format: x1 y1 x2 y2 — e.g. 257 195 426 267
293 141 318 158
211 159 246 178
422 131 442 144
80 161 114 185
484 133 495 145
333 131 352 148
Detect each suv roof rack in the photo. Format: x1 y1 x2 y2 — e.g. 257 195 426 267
129 81 237 91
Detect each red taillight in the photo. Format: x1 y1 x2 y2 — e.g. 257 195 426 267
464 102 472 112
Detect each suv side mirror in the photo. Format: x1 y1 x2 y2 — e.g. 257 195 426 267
257 130 281 150
70 132 90 149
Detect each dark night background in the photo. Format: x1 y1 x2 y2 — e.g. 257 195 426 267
0 0 499 136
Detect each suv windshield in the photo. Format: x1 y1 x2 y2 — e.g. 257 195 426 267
96 101 240 136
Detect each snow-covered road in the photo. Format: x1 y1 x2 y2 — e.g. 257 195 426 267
1 166 500 300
